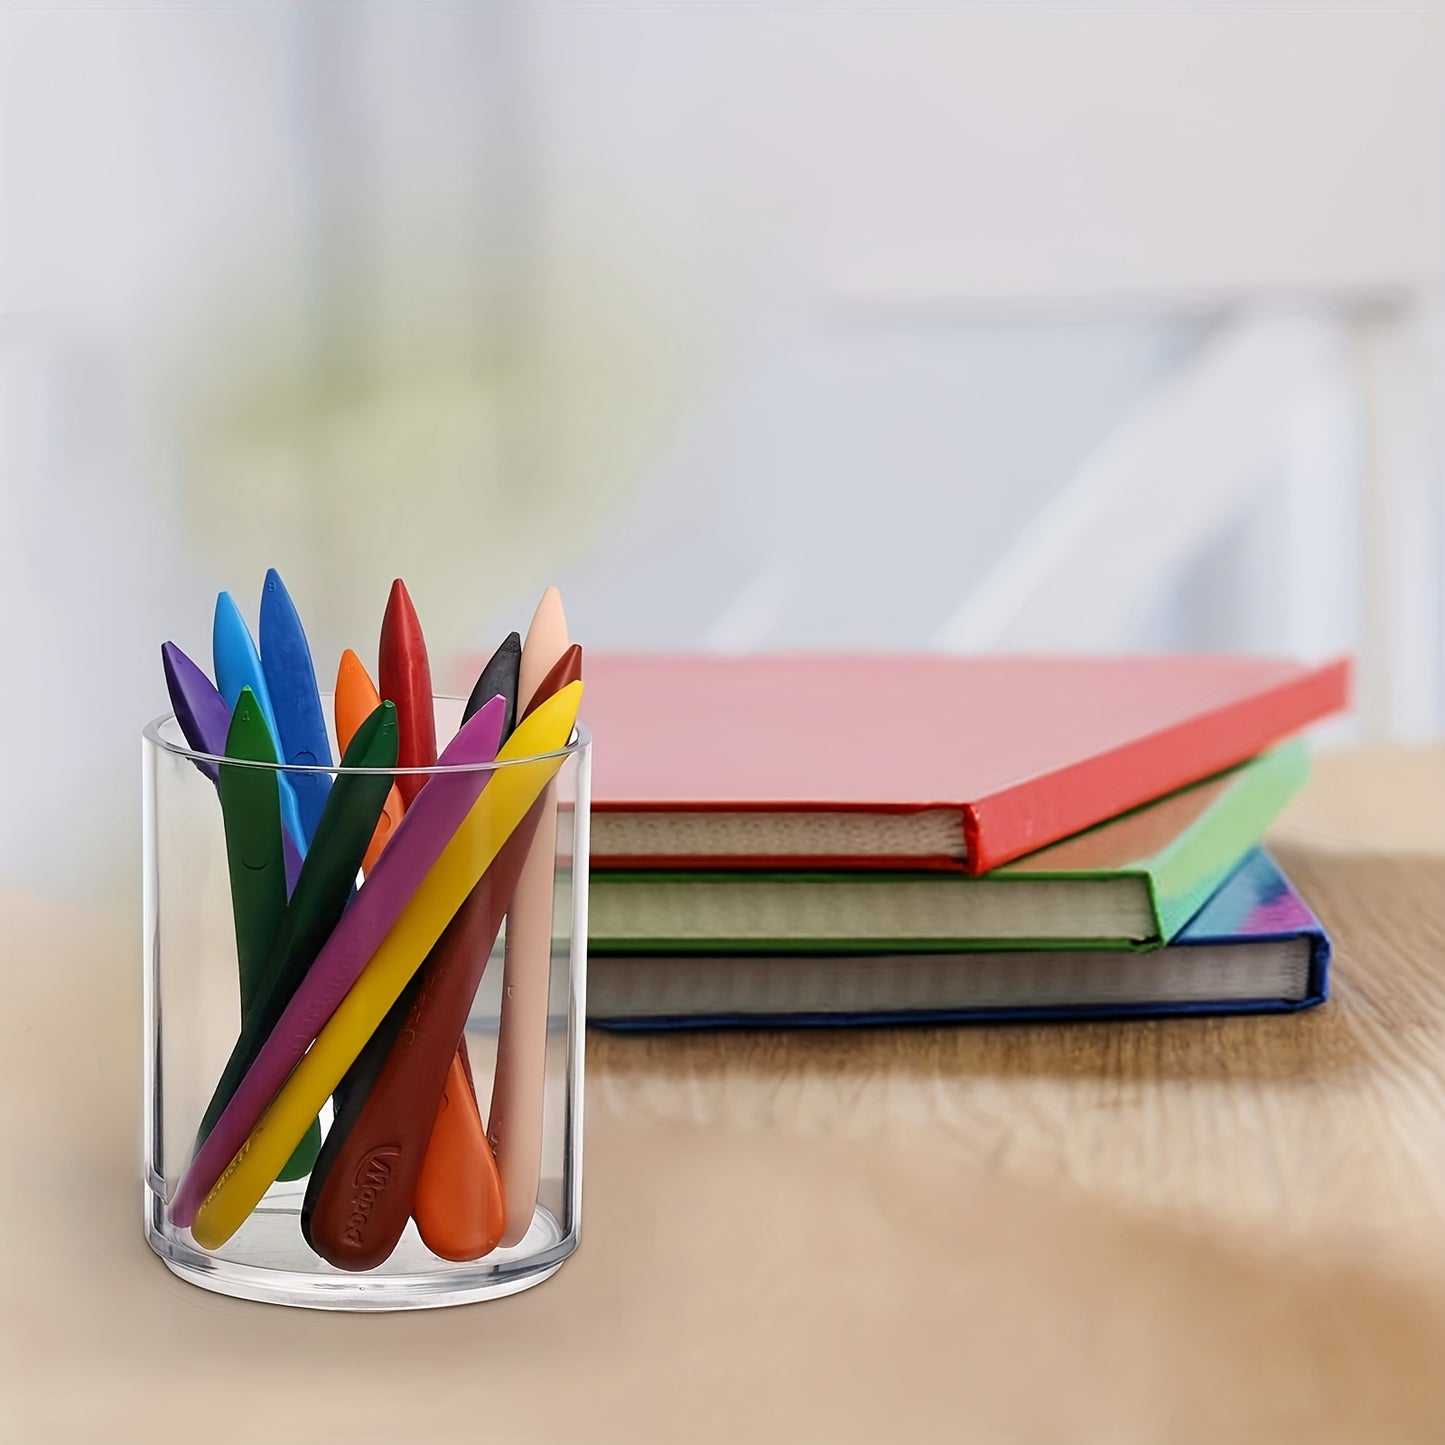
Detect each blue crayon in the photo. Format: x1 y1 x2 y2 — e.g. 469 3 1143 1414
259 568 334 848
213 591 308 862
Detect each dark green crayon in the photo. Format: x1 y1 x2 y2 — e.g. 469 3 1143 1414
218 689 317 1181
197 702 399 1181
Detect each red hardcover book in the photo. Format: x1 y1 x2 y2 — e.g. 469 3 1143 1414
577 653 1350 874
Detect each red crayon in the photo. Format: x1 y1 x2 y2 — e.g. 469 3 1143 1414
380 578 438 810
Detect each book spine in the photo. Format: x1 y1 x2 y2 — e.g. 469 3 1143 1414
589 996 1327 1031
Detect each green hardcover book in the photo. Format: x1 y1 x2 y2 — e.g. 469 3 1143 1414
586 741 1309 954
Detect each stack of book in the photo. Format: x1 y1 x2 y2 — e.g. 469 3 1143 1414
577 654 1350 1029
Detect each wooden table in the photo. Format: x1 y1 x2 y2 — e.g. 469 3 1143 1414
5 747 1445 1442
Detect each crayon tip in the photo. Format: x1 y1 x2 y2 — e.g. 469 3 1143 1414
260 567 302 624
259 569 308 653
528 587 565 635
337 648 365 686
260 569 289 626
161 640 200 697
259 570 293 651
464 631 524 729
233 685 259 724
226 685 280 765
215 590 244 628
524 644 584 722
161 642 186 709
519 587 568 712
384 578 422 633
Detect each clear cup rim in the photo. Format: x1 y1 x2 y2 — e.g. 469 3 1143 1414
142 706 590 776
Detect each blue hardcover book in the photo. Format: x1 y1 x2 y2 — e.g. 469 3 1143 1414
586 850 1329 1030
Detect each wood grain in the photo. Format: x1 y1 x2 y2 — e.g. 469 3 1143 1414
5 746 1445 1442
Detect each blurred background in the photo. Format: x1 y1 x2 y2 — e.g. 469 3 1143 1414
2 2 1442 899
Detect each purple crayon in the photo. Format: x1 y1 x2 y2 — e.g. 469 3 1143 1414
161 642 304 895
160 642 231 783
168 694 509 1229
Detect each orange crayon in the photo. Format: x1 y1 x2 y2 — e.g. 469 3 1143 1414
335 649 405 873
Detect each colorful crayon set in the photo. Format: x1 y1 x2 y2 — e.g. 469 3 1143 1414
159 572 583 1269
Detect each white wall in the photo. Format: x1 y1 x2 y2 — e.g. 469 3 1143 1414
521 3 1444 303
1 2 1441 896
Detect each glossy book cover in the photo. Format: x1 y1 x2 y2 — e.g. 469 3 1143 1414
579 652 1350 873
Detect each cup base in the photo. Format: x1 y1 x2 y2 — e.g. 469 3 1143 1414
145 1187 574 1311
